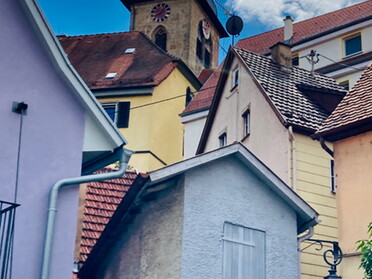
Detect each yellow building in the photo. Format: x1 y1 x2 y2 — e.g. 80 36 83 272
59 31 201 172
315 63 372 279
196 45 346 279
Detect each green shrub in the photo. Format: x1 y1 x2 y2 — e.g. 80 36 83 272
357 222 372 279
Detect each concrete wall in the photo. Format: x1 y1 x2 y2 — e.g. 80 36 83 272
204 56 291 184
131 0 220 76
0 0 85 278
99 67 196 172
181 156 299 278
99 179 184 279
333 131 372 278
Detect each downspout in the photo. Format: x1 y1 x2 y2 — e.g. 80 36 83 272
297 225 316 279
288 126 297 191
319 137 334 157
40 148 133 279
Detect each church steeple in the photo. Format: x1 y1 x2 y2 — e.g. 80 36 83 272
120 0 228 76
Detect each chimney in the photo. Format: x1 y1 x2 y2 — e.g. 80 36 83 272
283 15 293 43
270 42 292 68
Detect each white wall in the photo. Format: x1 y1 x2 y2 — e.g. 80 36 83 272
181 156 299 279
204 56 291 184
182 110 208 158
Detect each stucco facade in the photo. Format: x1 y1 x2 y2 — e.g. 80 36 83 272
1 1 84 278
201 50 341 279
333 131 372 278
100 67 197 172
204 56 291 184
90 144 317 279
0 0 126 278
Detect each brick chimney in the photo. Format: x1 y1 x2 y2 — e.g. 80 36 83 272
270 42 292 68
283 16 293 43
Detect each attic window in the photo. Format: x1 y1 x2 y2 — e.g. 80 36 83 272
105 72 117 79
124 48 136 54
343 33 362 57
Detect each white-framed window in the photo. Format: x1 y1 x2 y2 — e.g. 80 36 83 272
219 132 227 147
102 101 130 128
330 160 336 193
223 222 265 279
242 110 250 138
343 33 362 57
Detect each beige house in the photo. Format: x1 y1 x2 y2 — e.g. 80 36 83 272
314 63 372 279
197 45 346 279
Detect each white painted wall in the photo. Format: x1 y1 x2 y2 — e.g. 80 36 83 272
204 56 291 184
181 156 299 279
182 110 208 158
294 22 372 88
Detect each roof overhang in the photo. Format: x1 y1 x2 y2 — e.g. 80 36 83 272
20 0 127 173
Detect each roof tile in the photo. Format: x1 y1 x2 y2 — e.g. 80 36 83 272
317 63 372 135
58 31 178 90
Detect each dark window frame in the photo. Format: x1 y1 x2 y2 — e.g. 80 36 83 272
344 33 362 57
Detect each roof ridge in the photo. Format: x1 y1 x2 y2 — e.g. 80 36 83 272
237 0 371 43
57 30 141 39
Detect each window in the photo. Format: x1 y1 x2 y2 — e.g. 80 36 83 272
330 160 336 193
344 33 362 57
153 26 167 51
196 19 212 69
242 110 250 138
223 222 265 279
102 102 130 128
292 54 299 66
219 132 227 147
232 68 239 88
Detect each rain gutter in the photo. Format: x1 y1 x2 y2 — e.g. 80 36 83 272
40 148 133 279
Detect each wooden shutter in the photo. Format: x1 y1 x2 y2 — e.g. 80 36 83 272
223 222 265 279
116 102 130 128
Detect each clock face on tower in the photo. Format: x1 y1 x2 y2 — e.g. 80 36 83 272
151 3 171 23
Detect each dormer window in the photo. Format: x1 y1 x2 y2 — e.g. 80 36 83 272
219 132 227 147
196 19 212 69
153 26 167 51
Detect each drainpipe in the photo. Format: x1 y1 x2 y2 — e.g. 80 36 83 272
320 137 334 158
40 148 133 279
288 126 297 191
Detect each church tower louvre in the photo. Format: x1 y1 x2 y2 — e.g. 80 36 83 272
120 0 228 76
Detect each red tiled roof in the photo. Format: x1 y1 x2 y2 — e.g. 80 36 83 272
182 65 222 115
58 31 178 90
198 69 215 84
236 1 372 55
316 63 372 138
79 168 139 263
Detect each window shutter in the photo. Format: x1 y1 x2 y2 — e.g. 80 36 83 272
223 223 265 279
116 102 130 128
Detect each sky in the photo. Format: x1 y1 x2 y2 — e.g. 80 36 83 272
38 0 366 61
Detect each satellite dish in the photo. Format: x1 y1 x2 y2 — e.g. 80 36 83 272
226 15 243 36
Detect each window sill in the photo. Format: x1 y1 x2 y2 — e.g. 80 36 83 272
230 84 238 92
343 50 363 60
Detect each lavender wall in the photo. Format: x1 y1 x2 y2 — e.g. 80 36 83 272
0 0 85 278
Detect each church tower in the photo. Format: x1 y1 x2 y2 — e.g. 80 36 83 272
120 0 228 76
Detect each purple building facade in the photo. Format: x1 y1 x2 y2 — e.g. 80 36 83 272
0 0 127 278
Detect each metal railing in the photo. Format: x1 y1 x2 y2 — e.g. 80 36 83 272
0 200 19 279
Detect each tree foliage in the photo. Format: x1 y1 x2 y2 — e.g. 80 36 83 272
357 222 372 279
